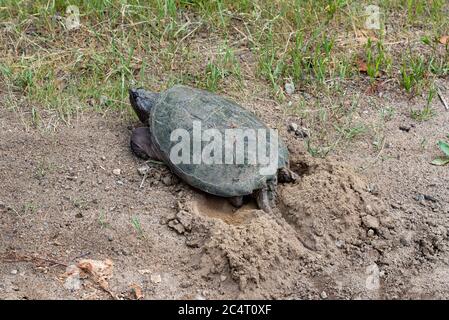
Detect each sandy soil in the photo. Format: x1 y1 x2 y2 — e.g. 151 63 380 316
1 81 449 300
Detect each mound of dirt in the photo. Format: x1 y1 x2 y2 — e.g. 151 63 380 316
278 156 391 252
166 155 394 297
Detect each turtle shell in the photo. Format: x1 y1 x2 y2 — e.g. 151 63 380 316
150 85 288 197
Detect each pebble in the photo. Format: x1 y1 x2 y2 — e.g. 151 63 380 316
399 125 411 132
288 122 298 132
362 215 380 230
414 194 425 202
151 274 162 284
335 240 345 248
365 204 374 215
367 184 379 195
295 128 309 138
285 82 295 95
112 169 121 176
220 275 227 282
162 176 173 186
320 291 328 299
367 229 375 237
101 156 106 161
424 194 437 202
137 164 150 176
10 269 18 275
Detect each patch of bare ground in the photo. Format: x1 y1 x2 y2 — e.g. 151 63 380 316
1 80 449 299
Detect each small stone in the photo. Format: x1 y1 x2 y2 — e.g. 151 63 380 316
367 229 375 237
288 122 298 132
335 240 345 248
362 215 380 230
101 156 106 161
295 128 309 138
367 184 379 196
414 194 425 202
285 82 295 95
151 274 162 284
399 125 410 132
424 194 437 202
10 269 18 275
137 164 150 176
220 275 227 282
162 176 173 186
75 212 83 218
320 291 328 299
107 235 113 242
112 169 121 176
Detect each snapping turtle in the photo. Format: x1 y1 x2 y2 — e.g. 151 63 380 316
129 85 297 212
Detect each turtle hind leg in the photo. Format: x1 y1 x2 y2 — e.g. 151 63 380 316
130 127 162 161
255 188 272 213
278 167 299 183
255 179 277 213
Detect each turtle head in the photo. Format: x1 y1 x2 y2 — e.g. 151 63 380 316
129 88 160 124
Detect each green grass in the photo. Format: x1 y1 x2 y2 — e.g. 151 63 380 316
98 211 109 229
410 106 436 122
131 216 144 238
22 202 38 215
0 0 448 153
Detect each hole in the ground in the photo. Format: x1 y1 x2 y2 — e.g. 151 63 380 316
191 194 257 225
290 160 313 177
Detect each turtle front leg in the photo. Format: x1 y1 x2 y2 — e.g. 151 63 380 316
278 167 299 183
255 188 271 213
130 127 163 161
